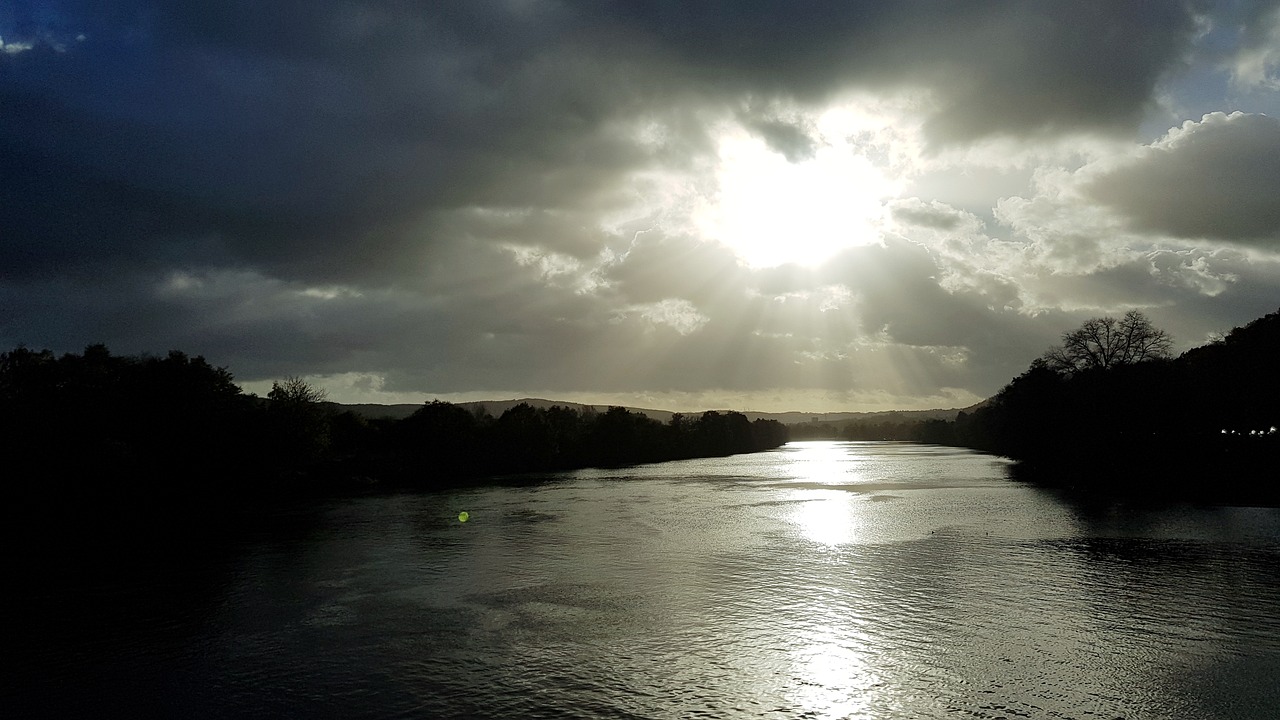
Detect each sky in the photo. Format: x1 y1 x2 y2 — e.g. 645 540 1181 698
3 1 1279 412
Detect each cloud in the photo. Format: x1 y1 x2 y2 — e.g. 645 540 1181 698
603 230 745 305
434 207 618 260
634 298 710 336
1 37 35 54
891 198 966 231
601 1 1208 145
1085 112 1280 246
0 1 1225 289
738 108 820 162
1231 3 1280 91
4 2 1280 411
0 1 88 56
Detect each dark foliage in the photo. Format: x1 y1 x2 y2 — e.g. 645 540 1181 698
950 309 1280 503
383 404 788 486
787 416 959 444
1 346 789 554
781 308 1278 503
2 346 268 565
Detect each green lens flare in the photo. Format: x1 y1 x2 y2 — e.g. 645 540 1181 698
458 511 470 523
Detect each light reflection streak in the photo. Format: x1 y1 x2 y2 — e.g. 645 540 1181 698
794 492 859 546
782 558 885 718
787 440 867 485
790 639 882 719
783 441 867 546
778 441 887 717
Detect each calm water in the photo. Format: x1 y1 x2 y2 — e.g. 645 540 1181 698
13 441 1280 719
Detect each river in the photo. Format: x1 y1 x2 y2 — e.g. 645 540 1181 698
12 441 1280 718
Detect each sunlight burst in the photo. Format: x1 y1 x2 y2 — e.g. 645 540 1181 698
696 126 900 268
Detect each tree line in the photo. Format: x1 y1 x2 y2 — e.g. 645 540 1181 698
851 309 1277 503
1 344 788 538
377 400 788 481
778 308 1277 502
787 417 958 443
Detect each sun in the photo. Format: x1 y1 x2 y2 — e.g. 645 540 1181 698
696 127 899 268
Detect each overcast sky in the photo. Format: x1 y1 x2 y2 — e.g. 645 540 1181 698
3 1 1279 411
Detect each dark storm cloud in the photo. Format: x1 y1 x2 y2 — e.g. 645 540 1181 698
1 1 657 284
1086 112 1280 245
603 230 744 305
814 239 990 349
606 0 1210 144
5 0 1277 407
2 0 1218 281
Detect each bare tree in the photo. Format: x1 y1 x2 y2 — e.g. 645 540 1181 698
1043 310 1173 373
267 376 331 463
268 375 328 405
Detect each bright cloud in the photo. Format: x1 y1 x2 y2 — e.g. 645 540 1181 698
3 2 1280 412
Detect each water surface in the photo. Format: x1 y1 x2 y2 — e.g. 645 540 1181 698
14 442 1280 718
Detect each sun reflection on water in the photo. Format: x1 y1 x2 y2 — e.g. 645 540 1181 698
793 492 859 546
777 442 887 716
781 562 885 718
786 440 866 486
789 639 883 719
781 442 870 547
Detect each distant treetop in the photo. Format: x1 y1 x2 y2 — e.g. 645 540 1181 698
1042 310 1172 374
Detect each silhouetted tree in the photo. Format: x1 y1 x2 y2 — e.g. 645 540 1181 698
1043 310 1172 373
543 405 588 466
328 410 376 458
2 342 794 547
393 399 483 482
1 344 273 558
948 307 1280 502
590 406 649 466
269 375 329 404
127 350 254 482
492 402 556 471
266 376 332 471
691 411 755 456
751 418 790 448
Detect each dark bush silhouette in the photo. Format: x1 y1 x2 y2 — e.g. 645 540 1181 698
1 345 790 544
391 399 486 480
266 376 333 474
951 308 1279 503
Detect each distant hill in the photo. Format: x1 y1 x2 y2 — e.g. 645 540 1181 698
333 398 676 422
334 398 970 425
330 403 422 420
756 407 967 426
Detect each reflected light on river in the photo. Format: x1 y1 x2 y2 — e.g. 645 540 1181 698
789 616 882 718
785 441 866 546
787 440 866 485
793 491 860 546
780 442 884 715
17 442 1280 719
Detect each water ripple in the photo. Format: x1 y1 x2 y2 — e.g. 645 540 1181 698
13 443 1280 719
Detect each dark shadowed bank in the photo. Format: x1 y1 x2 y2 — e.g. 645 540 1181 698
956 309 1278 504
0 346 787 566
790 308 1280 505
